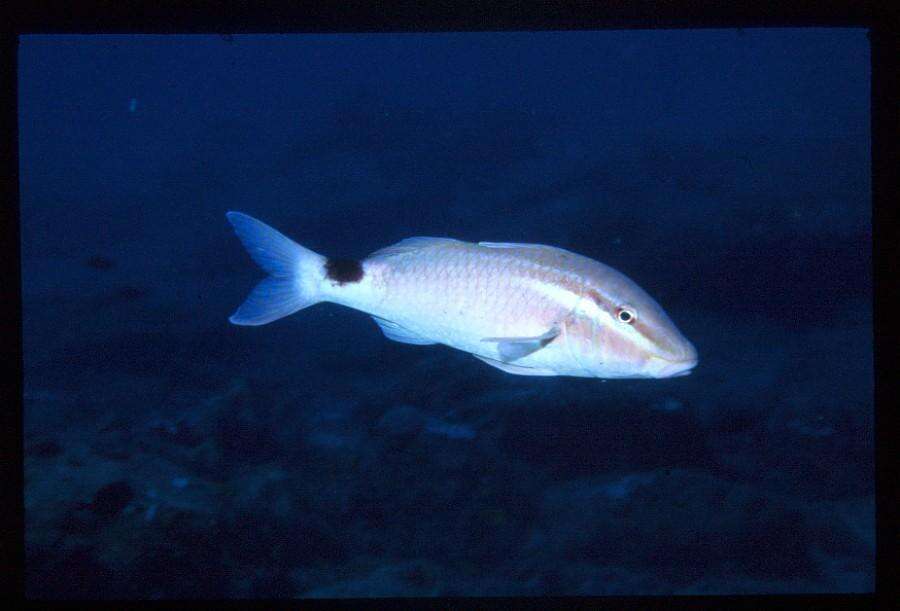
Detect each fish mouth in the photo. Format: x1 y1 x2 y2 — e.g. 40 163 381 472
648 355 698 378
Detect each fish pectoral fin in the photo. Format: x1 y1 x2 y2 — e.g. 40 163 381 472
473 354 558 376
480 327 560 362
372 316 437 345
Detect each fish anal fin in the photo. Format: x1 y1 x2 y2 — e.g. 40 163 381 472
372 316 436 345
473 354 558 377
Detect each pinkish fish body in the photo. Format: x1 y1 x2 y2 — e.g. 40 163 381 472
227 212 697 379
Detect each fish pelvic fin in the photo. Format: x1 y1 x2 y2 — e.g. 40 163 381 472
226 211 327 326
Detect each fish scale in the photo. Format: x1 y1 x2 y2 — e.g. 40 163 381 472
365 245 566 348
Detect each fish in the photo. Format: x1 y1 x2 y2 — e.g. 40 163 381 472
226 211 697 379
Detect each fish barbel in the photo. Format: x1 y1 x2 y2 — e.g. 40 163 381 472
226 211 697 378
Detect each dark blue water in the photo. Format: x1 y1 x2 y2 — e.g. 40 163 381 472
20 30 872 598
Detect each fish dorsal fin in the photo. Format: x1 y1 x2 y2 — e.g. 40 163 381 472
372 316 437 345
479 241 579 252
478 241 583 259
473 354 558 376
478 241 548 249
481 327 560 362
368 237 461 260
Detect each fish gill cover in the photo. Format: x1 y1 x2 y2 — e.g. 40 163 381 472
20 30 872 598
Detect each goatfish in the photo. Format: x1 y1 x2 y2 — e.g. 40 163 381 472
226 211 697 379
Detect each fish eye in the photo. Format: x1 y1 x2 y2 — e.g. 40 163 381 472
616 307 636 324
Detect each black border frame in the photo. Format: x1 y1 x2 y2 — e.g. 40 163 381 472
3 1 896 607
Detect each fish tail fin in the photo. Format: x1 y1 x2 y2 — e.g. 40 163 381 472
226 211 326 326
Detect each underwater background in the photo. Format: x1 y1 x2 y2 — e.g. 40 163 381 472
19 30 872 597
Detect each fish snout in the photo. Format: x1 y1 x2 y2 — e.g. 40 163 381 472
648 340 698 378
